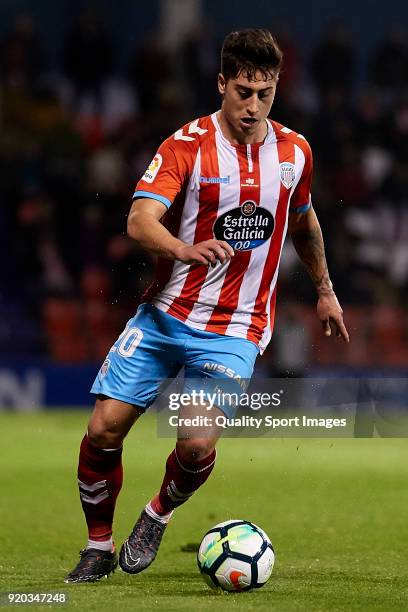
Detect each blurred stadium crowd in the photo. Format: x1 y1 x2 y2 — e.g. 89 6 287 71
1 11 408 371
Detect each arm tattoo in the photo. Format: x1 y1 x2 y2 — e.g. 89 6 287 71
290 226 333 294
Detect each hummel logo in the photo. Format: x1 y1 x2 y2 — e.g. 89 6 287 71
78 479 109 505
200 176 230 184
174 119 208 141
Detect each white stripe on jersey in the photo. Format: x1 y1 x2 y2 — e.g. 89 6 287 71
153 149 202 311
225 132 281 338
184 132 241 329
294 143 306 187
258 226 286 352
258 141 306 351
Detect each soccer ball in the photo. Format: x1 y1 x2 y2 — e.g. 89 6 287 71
197 520 275 591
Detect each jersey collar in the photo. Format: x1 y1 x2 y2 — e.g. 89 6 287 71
211 111 276 146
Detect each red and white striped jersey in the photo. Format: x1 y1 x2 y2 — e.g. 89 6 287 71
133 112 313 353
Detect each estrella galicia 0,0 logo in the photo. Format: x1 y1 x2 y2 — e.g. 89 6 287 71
213 201 275 250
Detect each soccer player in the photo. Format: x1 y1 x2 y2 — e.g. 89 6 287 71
65 28 349 583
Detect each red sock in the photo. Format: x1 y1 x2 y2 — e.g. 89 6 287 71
77 434 123 542
151 447 216 515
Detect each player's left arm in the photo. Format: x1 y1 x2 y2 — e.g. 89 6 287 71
288 207 349 342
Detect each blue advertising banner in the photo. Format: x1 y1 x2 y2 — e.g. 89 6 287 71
0 362 98 409
1 362 407 413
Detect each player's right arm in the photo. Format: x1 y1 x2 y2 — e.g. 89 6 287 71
128 128 233 266
127 198 234 266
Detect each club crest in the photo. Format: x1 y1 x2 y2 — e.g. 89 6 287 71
279 162 295 189
99 358 110 379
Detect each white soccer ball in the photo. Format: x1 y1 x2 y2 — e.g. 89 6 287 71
197 519 275 591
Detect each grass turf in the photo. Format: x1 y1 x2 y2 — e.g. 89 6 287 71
0 410 407 611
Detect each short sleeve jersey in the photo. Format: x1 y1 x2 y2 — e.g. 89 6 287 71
133 113 313 353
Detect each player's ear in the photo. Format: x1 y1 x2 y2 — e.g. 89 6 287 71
218 73 226 95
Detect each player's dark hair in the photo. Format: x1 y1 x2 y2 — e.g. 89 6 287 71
221 29 283 82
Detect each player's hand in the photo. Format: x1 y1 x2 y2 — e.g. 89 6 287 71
316 291 349 343
176 240 235 267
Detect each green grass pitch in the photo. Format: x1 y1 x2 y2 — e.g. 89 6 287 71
1 410 407 611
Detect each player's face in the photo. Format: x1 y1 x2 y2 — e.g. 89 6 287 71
218 70 278 143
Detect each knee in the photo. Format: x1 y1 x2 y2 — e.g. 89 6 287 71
87 419 125 449
176 438 215 463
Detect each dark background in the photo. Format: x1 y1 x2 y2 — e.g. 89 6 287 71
1 0 408 405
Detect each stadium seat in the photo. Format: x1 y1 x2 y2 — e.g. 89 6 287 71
43 298 83 335
43 298 92 362
80 267 112 302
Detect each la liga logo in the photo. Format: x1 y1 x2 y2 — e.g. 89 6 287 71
143 153 163 183
213 201 275 250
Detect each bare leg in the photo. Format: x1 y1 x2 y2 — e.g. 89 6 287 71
87 395 144 448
